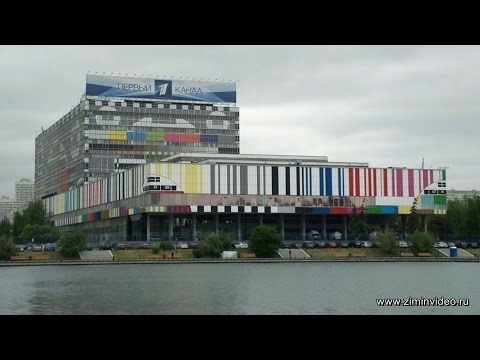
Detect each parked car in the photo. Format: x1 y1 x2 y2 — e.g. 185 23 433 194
178 242 189 249
15 244 26 252
234 242 249 249
303 241 315 249
361 241 372 248
44 243 57 251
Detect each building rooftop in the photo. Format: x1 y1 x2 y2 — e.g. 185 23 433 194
160 153 369 167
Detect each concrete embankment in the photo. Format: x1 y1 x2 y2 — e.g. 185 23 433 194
2 257 480 266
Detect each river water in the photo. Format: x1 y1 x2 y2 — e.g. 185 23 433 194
0 263 478 314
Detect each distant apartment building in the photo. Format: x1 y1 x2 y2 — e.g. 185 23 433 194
0 196 16 221
447 189 480 201
15 178 35 208
0 195 16 213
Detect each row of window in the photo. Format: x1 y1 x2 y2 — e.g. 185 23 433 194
88 100 233 112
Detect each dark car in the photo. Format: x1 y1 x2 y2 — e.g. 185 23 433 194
100 242 113 250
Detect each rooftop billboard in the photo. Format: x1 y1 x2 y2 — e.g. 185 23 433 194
86 75 236 103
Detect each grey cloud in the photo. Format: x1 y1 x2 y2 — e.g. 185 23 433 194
0 45 477 197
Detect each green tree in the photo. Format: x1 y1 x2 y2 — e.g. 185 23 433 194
193 232 232 258
377 231 399 256
348 203 370 239
0 218 11 238
12 211 25 239
20 224 60 243
249 225 280 258
0 235 16 260
406 198 422 234
411 230 434 254
57 231 87 258
22 200 47 226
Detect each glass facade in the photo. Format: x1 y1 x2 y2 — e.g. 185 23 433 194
35 97 240 199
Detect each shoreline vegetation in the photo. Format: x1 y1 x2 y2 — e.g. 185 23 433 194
2 248 479 266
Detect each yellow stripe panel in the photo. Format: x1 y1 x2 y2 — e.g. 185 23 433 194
398 205 411 215
108 131 127 140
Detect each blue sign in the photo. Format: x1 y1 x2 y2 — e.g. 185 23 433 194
86 75 236 103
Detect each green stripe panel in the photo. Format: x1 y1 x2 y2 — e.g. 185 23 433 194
365 206 380 214
442 170 446 181
434 195 447 205
146 132 165 142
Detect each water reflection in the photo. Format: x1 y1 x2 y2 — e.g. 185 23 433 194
0 263 478 314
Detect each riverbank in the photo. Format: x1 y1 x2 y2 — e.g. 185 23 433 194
1 256 480 266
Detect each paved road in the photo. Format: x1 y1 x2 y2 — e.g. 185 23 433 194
437 248 474 258
277 248 311 259
79 250 114 261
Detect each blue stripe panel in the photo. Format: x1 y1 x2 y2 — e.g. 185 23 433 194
326 168 332 196
301 167 304 195
127 132 146 141
379 206 397 214
200 134 219 143
309 167 312 196
319 168 324 196
312 207 330 214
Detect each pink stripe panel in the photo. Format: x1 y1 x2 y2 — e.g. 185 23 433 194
396 169 403 197
408 169 414 197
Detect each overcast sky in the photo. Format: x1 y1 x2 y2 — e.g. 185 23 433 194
0 45 478 198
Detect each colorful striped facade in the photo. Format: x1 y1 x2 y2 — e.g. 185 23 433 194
46 162 447 229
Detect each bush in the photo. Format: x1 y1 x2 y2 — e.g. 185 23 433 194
411 230 434 254
193 232 232 258
57 231 87 258
0 235 16 260
249 226 280 258
151 243 161 254
377 231 399 256
158 241 174 251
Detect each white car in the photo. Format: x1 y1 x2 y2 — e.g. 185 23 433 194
178 243 189 249
234 242 249 249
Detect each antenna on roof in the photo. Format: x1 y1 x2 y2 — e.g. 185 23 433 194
421 157 424 169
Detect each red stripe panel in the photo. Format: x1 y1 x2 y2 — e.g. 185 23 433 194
348 168 354 196
373 169 377 196
331 207 353 215
423 170 429 189
355 168 360 196
408 169 414 197
430 170 434 185
383 169 388 196
396 169 403 197
364 169 367 196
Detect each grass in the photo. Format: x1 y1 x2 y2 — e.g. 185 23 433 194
20 251 62 260
464 248 480 257
112 249 193 260
305 248 445 259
